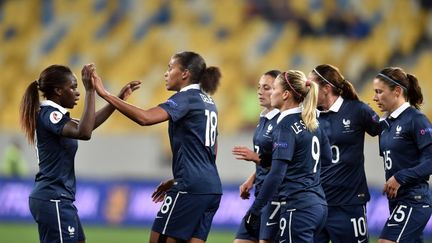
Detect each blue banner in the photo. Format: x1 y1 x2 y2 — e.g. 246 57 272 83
0 177 431 237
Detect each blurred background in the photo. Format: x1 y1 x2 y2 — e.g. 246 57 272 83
1 0 432 242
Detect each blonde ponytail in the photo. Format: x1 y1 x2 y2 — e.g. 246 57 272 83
302 81 318 131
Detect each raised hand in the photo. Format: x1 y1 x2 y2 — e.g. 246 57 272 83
232 146 260 163
91 70 109 97
151 179 174 203
81 63 96 91
118 81 141 100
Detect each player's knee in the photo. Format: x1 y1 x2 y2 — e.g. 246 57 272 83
149 231 162 243
149 231 188 243
157 234 186 243
158 234 167 243
377 239 395 243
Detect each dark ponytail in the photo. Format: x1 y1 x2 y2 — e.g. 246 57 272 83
20 81 40 144
200 66 221 95
406 73 423 109
339 79 359 101
313 64 359 101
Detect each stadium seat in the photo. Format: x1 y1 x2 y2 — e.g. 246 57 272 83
1 0 430 133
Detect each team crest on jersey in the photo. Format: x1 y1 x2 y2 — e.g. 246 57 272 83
265 124 273 136
342 118 350 128
395 125 402 135
393 125 404 139
342 118 353 133
68 226 75 236
49 111 63 124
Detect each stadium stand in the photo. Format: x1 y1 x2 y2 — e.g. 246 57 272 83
0 0 431 133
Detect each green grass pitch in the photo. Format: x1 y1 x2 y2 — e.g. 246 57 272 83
0 222 235 243
2 222 431 243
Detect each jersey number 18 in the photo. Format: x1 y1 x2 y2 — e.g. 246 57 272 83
205 110 217 147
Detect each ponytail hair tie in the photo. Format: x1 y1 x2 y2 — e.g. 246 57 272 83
305 80 311 87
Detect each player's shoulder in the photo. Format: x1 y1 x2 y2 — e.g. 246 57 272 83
39 105 64 121
398 106 422 120
39 104 58 113
405 106 424 116
344 99 370 110
278 113 297 126
404 107 430 125
171 89 209 102
163 91 191 107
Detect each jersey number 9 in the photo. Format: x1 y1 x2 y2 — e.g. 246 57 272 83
312 136 320 173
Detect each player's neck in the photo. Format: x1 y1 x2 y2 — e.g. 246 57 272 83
323 95 339 111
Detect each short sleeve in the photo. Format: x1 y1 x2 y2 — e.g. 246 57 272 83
158 92 190 122
360 102 381 136
319 129 332 165
412 113 432 150
272 124 295 162
39 108 70 135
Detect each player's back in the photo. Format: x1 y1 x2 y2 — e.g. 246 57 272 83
160 88 222 195
273 111 327 209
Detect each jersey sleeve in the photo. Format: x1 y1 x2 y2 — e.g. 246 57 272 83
39 108 70 135
259 153 272 168
360 102 381 136
272 125 295 162
158 92 190 122
320 129 332 166
394 144 432 185
393 114 432 184
250 159 287 214
412 113 432 150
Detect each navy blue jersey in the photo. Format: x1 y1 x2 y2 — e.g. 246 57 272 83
30 100 77 201
254 109 280 196
318 97 380 205
273 108 330 209
159 84 222 194
379 103 432 206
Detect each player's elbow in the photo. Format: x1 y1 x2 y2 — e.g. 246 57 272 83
137 118 151 126
79 134 92 140
136 116 158 126
76 131 92 140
